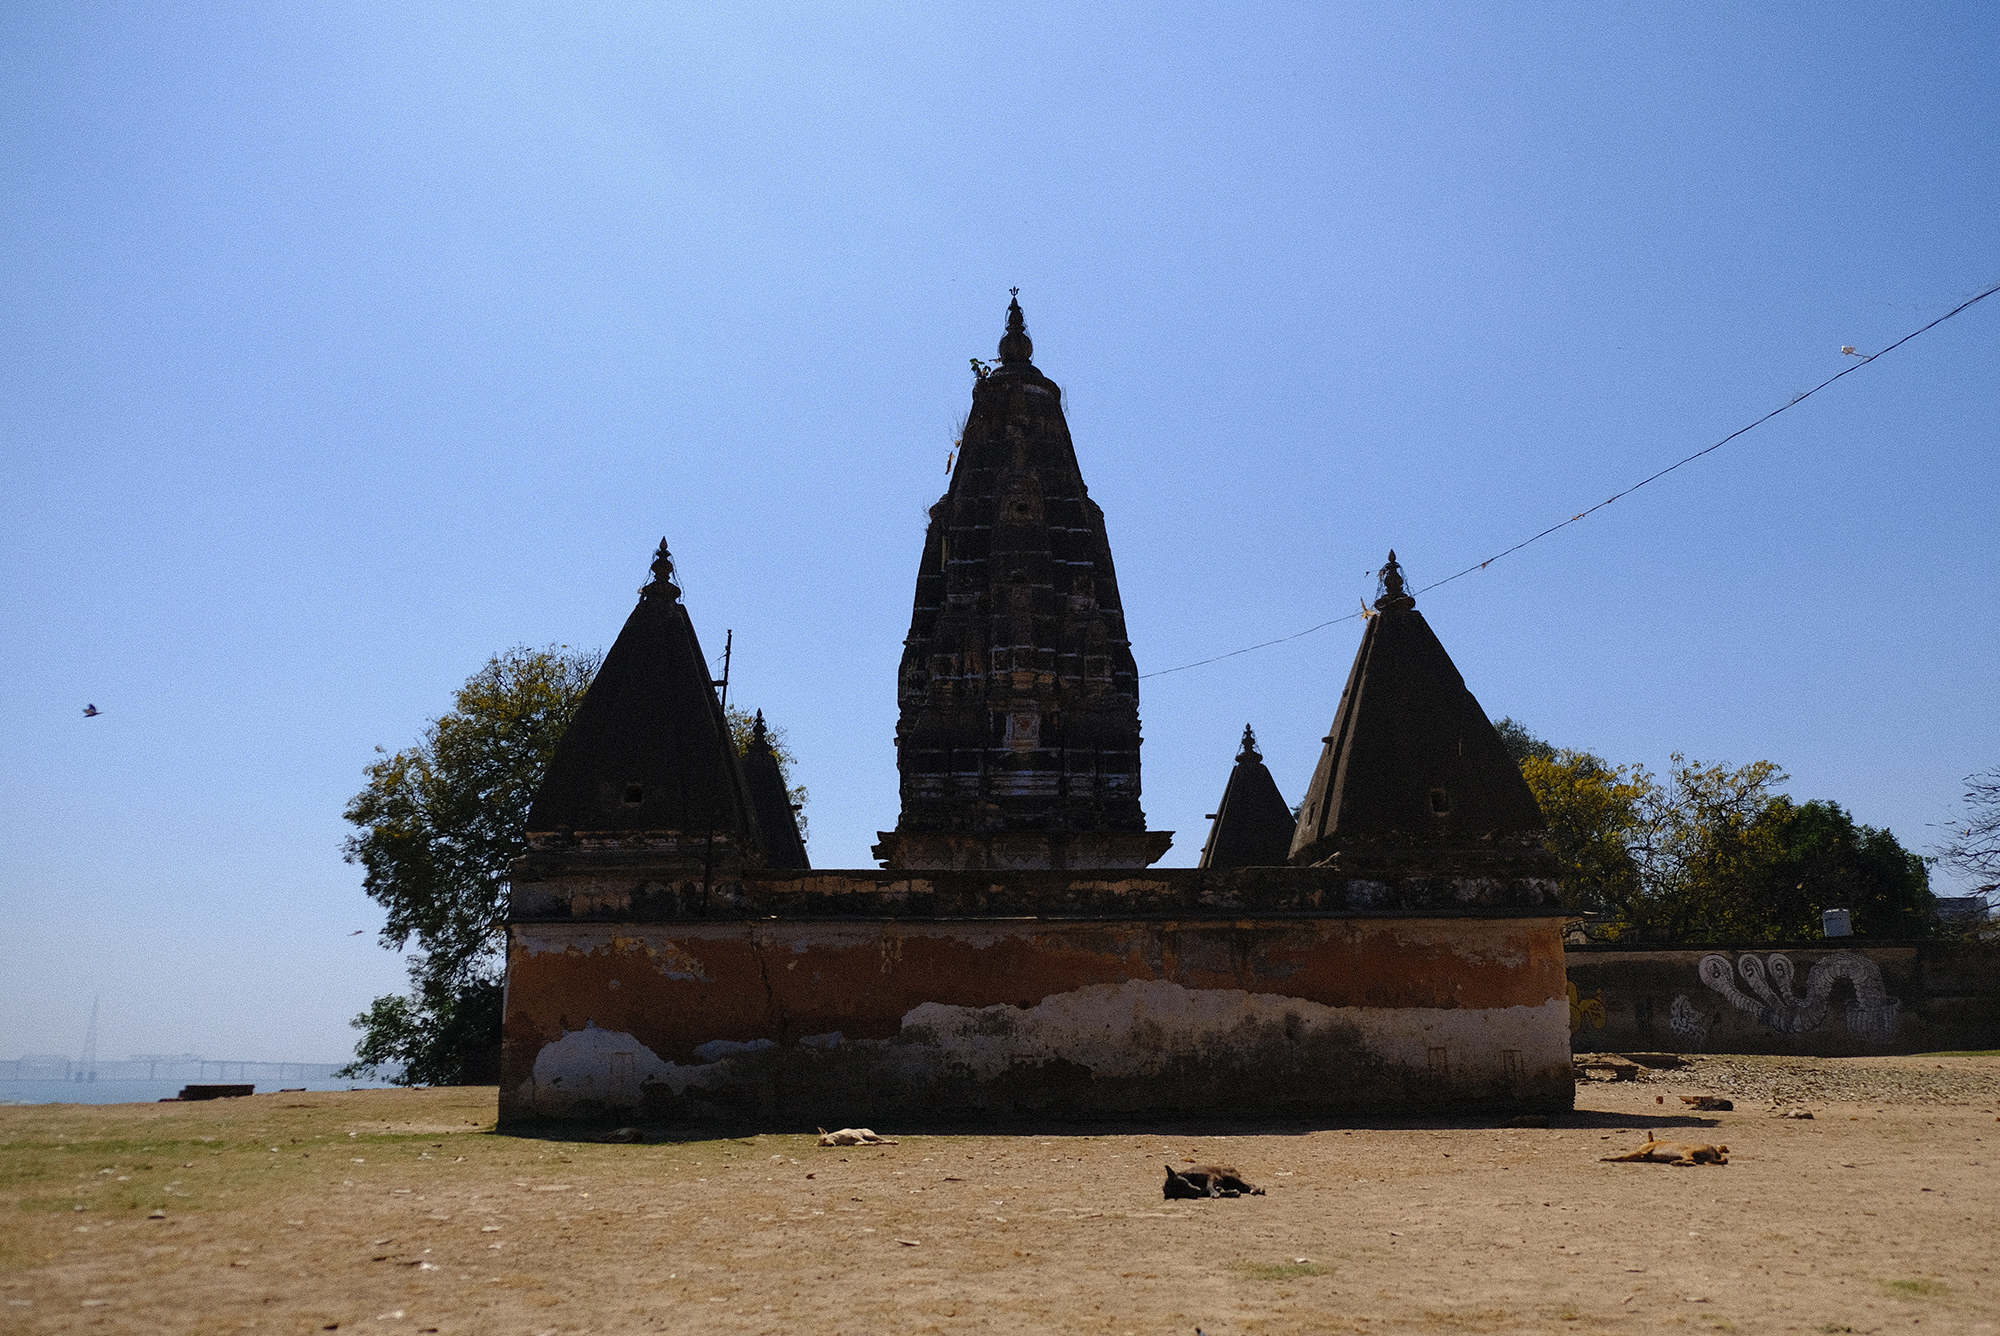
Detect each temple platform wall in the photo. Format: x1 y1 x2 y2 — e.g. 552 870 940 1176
500 864 1573 1125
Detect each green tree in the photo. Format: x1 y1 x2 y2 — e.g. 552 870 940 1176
1500 723 1933 942
1627 757 1934 943
1493 716 1557 767
340 645 600 1085
1626 755 1792 942
1518 749 1653 922
1751 798 1935 939
344 977 506 1090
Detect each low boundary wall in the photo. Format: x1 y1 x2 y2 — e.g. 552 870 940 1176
500 865 1574 1124
1565 941 2000 1057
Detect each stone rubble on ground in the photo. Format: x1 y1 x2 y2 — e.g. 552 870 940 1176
1580 1053 2000 1107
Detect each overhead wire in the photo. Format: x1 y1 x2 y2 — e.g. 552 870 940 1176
1140 278 2000 681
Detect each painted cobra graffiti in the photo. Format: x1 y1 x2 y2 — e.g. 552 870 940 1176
1696 951 1900 1036
1668 994 1711 1049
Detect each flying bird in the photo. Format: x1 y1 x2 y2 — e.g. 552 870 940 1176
82 704 100 717
349 930 366 936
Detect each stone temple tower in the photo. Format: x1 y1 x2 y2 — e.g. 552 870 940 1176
1197 725 1298 869
522 540 762 870
873 297 1172 871
1289 551 1549 869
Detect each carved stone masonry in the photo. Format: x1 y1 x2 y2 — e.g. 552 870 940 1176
874 298 1172 870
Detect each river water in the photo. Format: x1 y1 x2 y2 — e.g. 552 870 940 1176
0 1076 396 1106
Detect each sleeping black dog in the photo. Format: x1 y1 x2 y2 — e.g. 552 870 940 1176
1163 1163 1265 1199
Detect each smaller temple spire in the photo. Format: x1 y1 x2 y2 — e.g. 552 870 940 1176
1374 550 1414 612
740 708 810 870
997 290 1033 365
525 538 755 845
1290 549 1545 863
1198 722 1298 869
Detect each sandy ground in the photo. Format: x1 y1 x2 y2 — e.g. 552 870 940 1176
2 1055 1997 1335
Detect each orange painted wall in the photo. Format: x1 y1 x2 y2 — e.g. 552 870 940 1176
501 916 1571 1122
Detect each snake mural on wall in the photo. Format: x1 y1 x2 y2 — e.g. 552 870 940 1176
1692 951 1900 1037
1667 994 1711 1049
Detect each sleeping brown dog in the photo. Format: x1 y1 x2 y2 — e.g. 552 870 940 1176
1163 1163 1266 1198
1600 1139 1729 1166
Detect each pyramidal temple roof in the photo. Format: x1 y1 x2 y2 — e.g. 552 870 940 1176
1197 725 1298 869
740 710 809 870
1289 552 1544 863
526 541 759 845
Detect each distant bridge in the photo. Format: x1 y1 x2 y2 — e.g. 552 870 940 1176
2 1057 358 1084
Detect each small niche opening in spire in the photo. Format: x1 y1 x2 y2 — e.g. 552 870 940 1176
623 783 645 806
1429 787 1452 814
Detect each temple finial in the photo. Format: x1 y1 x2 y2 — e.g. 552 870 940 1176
643 539 682 602
1374 549 1414 611
1237 724 1260 762
751 709 770 750
998 292 1033 364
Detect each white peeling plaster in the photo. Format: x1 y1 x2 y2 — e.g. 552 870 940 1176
527 1021 676 1113
901 979 1567 1082
520 980 1567 1117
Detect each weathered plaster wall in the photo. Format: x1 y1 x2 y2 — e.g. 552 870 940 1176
506 857 1567 922
500 916 1572 1124
1565 942 2000 1056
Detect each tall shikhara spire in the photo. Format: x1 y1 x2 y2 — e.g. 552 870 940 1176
874 297 1172 870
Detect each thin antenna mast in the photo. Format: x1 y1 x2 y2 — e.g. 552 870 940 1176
80 994 99 1083
713 630 733 715
703 629 733 915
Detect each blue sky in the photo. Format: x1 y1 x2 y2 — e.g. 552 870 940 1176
3 3 1995 1063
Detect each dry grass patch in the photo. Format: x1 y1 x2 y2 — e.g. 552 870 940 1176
2 1064 1998 1334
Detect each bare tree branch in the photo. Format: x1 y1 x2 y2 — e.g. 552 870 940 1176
1939 768 2000 900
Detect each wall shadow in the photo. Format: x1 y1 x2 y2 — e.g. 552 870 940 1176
488 1105 1720 1145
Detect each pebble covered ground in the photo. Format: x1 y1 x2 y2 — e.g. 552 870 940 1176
1626 1052 2000 1107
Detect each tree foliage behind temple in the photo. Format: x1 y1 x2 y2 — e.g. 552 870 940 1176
1496 719 1935 943
1515 746 1648 920
725 705 809 844
340 648 815 1085
340 645 600 1084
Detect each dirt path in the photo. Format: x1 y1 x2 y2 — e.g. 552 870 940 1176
3 1057 1997 1334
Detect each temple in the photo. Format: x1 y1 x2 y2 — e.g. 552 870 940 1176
1290 552 1551 874
740 712 809 871
522 541 760 874
499 301 1573 1126
1196 726 1298 869
874 295 1172 871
